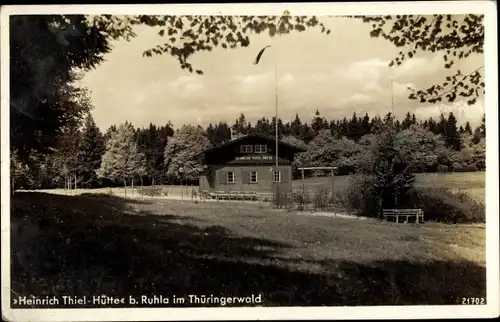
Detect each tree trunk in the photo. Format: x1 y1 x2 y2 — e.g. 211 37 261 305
140 176 144 200
132 178 134 198
123 177 127 197
180 178 184 200
74 174 77 192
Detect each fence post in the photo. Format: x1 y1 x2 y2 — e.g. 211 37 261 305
331 169 335 208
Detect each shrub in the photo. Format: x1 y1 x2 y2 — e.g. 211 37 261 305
271 188 294 209
344 175 378 217
313 187 331 210
344 177 485 223
135 186 164 197
292 188 311 207
409 187 485 223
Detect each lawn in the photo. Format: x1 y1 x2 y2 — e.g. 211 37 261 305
10 191 486 307
292 171 486 203
31 171 486 203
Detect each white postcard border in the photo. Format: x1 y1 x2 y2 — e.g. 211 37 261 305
1 2 498 321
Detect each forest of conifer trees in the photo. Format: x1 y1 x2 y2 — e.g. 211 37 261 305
10 109 485 191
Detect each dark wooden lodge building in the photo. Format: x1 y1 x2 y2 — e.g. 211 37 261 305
199 134 305 199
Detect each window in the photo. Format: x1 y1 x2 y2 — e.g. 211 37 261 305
254 144 267 153
250 171 258 183
227 171 235 184
240 145 253 153
273 170 281 183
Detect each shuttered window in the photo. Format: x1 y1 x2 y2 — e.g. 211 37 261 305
227 171 235 184
250 171 258 183
273 170 281 183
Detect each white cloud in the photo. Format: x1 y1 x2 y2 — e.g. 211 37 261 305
364 80 383 93
343 58 389 83
414 99 485 126
82 17 484 130
342 93 374 105
392 82 415 96
390 55 443 80
280 73 295 84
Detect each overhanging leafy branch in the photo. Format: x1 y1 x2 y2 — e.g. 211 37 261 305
351 14 484 105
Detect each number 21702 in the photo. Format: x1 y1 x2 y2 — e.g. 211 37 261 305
461 297 485 305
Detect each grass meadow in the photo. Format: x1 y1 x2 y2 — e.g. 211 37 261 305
11 192 485 307
10 171 486 306
31 171 486 203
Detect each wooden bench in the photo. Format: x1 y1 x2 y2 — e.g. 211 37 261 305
206 191 260 201
383 209 424 224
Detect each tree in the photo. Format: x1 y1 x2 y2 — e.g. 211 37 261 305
51 121 83 190
370 115 384 134
76 113 106 188
464 121 473 135
205 123 216 144
289 113 302 138
356 14 484 105
411 113 417 126
356 124 416 217
10 15 135 162
97 122 147 195
213 122 232 145
298 123 315 143
445 112 461 150
360 113 372 137
135 14 330 74
254 117 273 137
472 114 486 144
232 113 249 137
436 113 447 136
11 13 329 162
270 116 286 139
136 122 173 185
281 135 308 150
302 129 362 175
394 125 450 172
311 110 329 136
281 135 308 178
164 125 213 182
383 112 395 125
450 132 485 172
401 112 413 130
345 112 363 141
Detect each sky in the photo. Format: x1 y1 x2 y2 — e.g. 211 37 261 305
81 15 485 131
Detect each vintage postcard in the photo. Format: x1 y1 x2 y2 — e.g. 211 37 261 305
1 1 498 321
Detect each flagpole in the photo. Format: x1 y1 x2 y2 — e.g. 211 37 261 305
275 57 280 205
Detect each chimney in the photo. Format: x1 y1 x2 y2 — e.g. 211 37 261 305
230 129 242 141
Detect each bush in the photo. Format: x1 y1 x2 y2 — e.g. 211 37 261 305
135 186 165 197
409 187 485 223
344 175 379 217
271 189 294 209
344 177 485 223
452 163 478 172
313 187 331 210
292 188 311 205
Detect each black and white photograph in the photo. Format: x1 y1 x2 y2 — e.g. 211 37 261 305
1 2 498 321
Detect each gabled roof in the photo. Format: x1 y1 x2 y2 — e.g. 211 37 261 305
202 133 307 155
